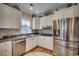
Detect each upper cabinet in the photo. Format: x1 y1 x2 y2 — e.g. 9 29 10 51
32 17 40 29
53 4 79 20
40 15 53 29
63 6 76 18
75 4 79 17
53 9 64 20
0 4 22 29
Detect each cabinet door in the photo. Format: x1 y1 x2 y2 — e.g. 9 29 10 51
0 42 6 56
0 41 12 56
33 17 40 29
63 6 75 18
38 36 45 47
40 17 46 29
44 37 53 50
26 37 33 52
5 41 12 56
46 15 53 26
37 36 41 46
53 9 64 20
32 36 37 48
0 4 11 28
0 4 21 28
11 10 21 28
38 36 53 50
38 36 42 46
76 4 79 17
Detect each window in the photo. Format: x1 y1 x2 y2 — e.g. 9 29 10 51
20 19 31 34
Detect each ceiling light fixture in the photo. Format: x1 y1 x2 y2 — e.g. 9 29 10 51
29 4 34 10
30 7 33 10
36 11 39 14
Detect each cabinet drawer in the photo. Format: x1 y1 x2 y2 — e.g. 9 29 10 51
65 48 78 56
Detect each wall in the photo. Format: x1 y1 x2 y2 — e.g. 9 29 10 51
22 12 32 20
0 12 33 36
0 29 20 36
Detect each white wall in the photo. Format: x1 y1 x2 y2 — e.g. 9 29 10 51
0 11 33 36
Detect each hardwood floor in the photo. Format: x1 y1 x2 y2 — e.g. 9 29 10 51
23 46 53 56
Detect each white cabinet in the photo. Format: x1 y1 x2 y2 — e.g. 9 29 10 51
0 41 12 56
38 36 53 50
75 4 79 17
32 36 38 48
44 36 53 50
45 15 53 26
40 17 46 29
53 9 64 20
26 37 33 52
26 35 53 52
33 17 40 29
40 15 53 29
53 5 78 20
60 5 79 18
63 6 75 18
0 4 22 28
38 36 45 47
26 36 38 52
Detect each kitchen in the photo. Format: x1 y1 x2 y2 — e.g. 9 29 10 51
0 3 79 56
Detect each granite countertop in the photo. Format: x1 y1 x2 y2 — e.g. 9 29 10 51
0 33 53 43
0 33 39 43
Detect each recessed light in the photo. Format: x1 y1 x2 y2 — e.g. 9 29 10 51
30 7 33 10
36 11 39 14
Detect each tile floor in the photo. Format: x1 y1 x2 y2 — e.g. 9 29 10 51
24 46 53 56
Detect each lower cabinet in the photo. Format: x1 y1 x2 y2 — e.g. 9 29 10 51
38 36 53 50
26 36 53 52
32 36 38 48
26 37 33 52
26 36 38 52
0 41 12 56
38 36 45 47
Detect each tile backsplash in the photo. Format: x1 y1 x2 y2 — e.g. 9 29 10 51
0 29 20 36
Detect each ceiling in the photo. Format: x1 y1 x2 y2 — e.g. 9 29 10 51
7 3 67 16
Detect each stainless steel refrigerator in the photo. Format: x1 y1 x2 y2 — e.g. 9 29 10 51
53 17 79 56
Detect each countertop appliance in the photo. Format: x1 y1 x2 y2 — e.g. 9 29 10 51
12 38 26 56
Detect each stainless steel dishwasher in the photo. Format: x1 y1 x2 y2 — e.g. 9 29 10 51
12 38 26 56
